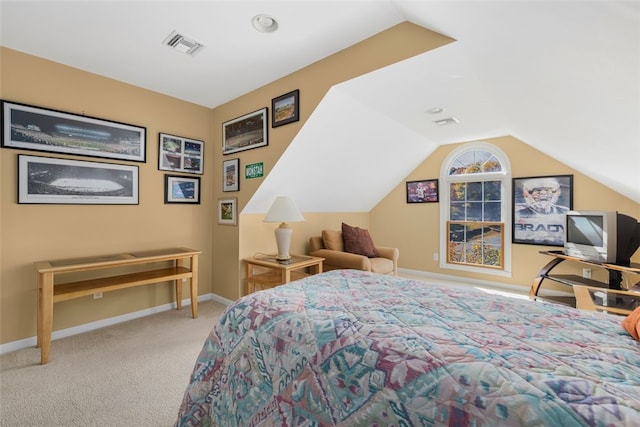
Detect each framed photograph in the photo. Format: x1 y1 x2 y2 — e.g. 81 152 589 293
512 174 573 246
222 108 268 155
18 154 139 204
158 133 204 175
406 179 439 203
218 197 237 225
2 100 146 162
164 175 200 204
223 158 240 192
271 89 300 127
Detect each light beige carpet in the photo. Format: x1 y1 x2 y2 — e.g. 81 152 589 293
0 300 227 426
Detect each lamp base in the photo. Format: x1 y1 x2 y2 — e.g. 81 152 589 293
274 222 293 262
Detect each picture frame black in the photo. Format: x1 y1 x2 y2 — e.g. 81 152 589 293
223 158 240 192
164 174 200 204
158 133 204 175
18 154 139 205
2 100 146 162
218 197 237 225
271 89 299 128
406 179 439 203
512 174 573 246
222 108 268 155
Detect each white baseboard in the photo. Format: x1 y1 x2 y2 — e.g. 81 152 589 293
209 293 234 306
0 293 231 356
397 268 531 296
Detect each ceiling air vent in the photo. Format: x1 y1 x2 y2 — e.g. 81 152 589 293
163 31 204 56
434 117 459 126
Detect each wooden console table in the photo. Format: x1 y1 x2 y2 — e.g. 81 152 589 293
35 247 200 364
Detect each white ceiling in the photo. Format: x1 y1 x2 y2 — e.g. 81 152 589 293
1 1 639 212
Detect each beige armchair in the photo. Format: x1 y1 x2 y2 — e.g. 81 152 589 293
309 229 399 275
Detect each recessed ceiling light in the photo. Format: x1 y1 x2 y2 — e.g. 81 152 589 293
427 107 445 114
252 14 278 33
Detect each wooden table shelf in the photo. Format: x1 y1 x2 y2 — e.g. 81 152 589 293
52 267 193 302
35 247 200 364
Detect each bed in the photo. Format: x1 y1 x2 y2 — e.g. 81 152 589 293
176 270 640 426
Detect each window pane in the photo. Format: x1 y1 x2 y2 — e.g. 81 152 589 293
448 150 503 175
450 202 466 220
483 156 502 173
449 223 465 242
448 242 465 263
483 245 502 266
484 225 502 245
484 181 501 200
467 182 482 201
484 201 501 221
464 243 481 265
450 183 465 201
467 202 483 221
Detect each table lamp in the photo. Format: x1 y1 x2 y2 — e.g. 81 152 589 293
263 196 305 262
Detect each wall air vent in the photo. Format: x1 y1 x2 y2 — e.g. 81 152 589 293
434 117 459 126
163 31 204 56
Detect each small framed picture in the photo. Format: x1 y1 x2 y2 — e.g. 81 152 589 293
512 174 573 246
222 158 240 192
406 179 439 203
218 197 237 225
222 108 268 155
158 133 204 175
271 89 300 127
164 175 200 204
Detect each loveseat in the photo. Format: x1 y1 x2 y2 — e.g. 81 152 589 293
309 227 399 275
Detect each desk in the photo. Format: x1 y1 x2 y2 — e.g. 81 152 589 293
35 247 200 364
245 254 324 294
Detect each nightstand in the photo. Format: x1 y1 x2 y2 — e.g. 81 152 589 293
244 254 324 294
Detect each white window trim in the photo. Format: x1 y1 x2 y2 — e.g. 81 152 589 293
439 141 512 277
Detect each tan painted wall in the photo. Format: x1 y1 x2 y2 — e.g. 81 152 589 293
0 47 213 344
239 212 370 260
0 22 452 345
371 135 640 290
211 23 453 300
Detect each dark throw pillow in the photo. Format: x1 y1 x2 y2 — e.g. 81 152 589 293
342 223 379 258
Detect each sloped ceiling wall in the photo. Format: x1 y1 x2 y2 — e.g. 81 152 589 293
244 42 508 213
247 2 640 212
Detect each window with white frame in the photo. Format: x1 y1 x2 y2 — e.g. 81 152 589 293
440 142 512 276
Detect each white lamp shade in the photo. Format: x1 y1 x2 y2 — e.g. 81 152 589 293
263 196 305 223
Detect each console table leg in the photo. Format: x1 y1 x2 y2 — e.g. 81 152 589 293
38 272 54 364
190 255 198 319
175 258 184 310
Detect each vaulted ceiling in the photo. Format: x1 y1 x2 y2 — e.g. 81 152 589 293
1 1 638 211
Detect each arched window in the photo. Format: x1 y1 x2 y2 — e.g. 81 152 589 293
440 142 512 276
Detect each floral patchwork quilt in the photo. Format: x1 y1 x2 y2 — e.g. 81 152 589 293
176 270 640 426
